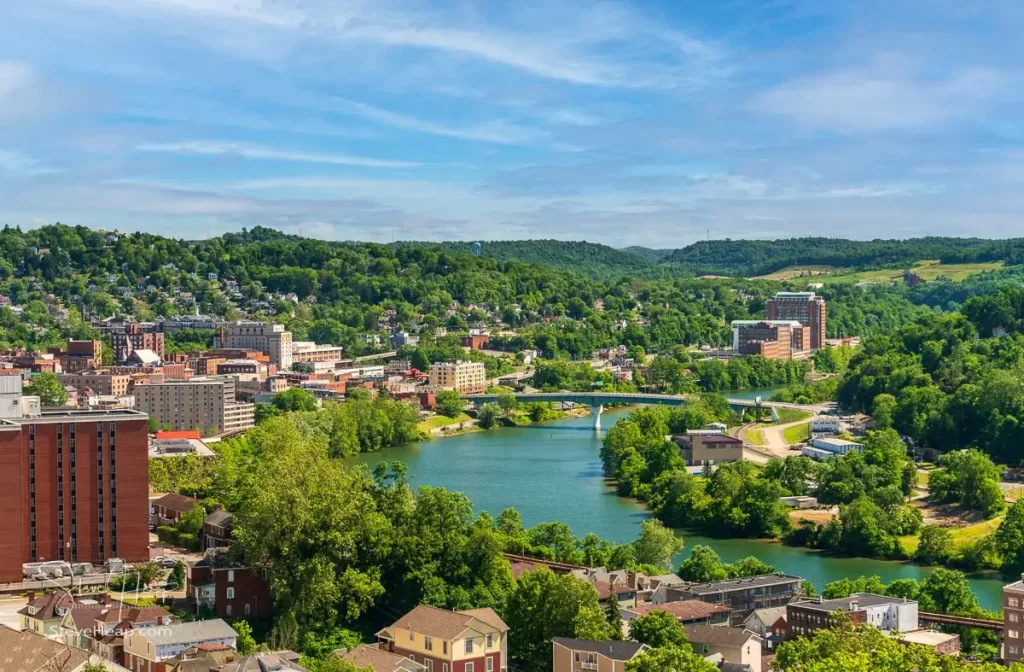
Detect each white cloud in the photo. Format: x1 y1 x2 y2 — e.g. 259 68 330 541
0 149 60 176
336 99 541 145
753 66 1006 132
0 61 34 99
135 140 420 168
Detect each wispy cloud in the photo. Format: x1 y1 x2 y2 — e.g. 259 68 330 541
337 99 541 145
0 149 60 176
135 140 420 168
753 66 1007 132
0 61 34 99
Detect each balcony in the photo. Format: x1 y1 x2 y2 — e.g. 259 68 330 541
581 663 598 671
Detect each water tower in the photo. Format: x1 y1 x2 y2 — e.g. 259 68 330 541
471 242 482 256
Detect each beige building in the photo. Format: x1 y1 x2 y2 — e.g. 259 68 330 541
429 361 487 393
292 341 343 364
552 638 648 672
135 376 255 436
377 604 509 672
685 625 761 670
217 322 293 370
60 371 132 397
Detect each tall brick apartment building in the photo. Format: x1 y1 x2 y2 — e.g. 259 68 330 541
0 375 149 582
766 292 827 351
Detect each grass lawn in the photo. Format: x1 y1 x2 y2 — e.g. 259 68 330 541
746 429 766 446
417 413 470 432
900 515 1004 556
776 409 813 424
782 422 811 444
753 260 1005 284
915 471 930 488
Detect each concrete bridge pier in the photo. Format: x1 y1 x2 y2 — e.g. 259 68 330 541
592 404 604 430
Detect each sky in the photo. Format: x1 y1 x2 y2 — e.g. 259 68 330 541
0 0 1022 247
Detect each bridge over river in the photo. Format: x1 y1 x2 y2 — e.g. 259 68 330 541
463 391 828 429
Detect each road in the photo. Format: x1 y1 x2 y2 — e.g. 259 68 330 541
737 416 817 458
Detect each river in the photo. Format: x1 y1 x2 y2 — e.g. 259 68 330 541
345 406 1006 610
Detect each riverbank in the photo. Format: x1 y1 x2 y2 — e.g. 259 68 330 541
343 408 1007 610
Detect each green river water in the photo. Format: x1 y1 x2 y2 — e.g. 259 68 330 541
345 398 1007 611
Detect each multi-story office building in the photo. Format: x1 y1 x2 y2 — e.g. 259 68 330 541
0 374 150 582
135 376 255 436
60 372 132 397
216 322 293 370
112 323 165 363
62 339 103 372
665 574 804 624
292 341 343 364
1005 576 1024 662
731 321 809 360
429 361 487 393
766 292 827 351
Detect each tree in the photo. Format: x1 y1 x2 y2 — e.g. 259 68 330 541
505 568 612 671
629 609 688 648
625 646 717 672
913 525 954 565
727 556 774 578
917 568 980 615
178 503 206 537
435 390 464 418
496 392 519 418
998 500 1024 571
271 387 318 413
871 393 897 430
632 519 683 570
26 372 68 407
477 403 500 429
678 546 728 583
315 656 373 672
233 620 256 655
606 595 624 641
166 562 186 590
929 449 1005 517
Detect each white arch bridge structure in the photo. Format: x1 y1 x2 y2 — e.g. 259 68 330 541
462 392 826 430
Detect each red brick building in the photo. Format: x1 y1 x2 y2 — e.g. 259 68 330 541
112 323 165 363
188 553 273 621
0 409 150 582
766 292 827 351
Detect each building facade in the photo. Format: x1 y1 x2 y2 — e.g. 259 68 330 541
766 292 827 351
378 604 509 672
216 322 293 370
666 574 804 624
0 402 150 582
60 372 132 397
112 323 165 363
731 320 808 360
135 376 255 436
292 341 343 364
429 361 487 393
1005 577 1024 662
786 594 918 640
551 638 648 672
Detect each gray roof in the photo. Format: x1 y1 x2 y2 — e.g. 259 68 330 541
746 606 788 626
205 509 234 527
678 573 803 596
791 593 912 614
552 637 647 661
684 625 760 647
141 618 237 646
221 651 309 672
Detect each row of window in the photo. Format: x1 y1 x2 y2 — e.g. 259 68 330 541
407 657 492 672
414 632 494 654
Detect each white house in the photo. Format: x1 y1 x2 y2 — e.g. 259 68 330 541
124 619 237 670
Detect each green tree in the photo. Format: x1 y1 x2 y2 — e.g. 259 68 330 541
917 568 980 615
477 403 500 429
629 609 688 648
496 391 519 418
435 390 464 418
178 503 206 537
505 568 612 671
233 620 256 655
625 646 717 672
913 525 954 565
871 393 897 430
271 387 319 413
632 519 683 570
26 372 68 407
997 500 1024 571
928 449 1005 517
166 562 186 590
677 546 728 583
726 556 775 578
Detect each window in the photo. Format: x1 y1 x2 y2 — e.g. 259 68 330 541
426 662 433 672
486 658 493 672
225 604 232 616
1013 613 1020 623
443 641 448 654
465 638 474 654
1011 630 1020 639
410 630 415 641
226 587 235 599
486 633 493 648
425 636 433 651
1012 598 1020 608
465 664 474 672
245 604 251 616
228 570 235 583
443 665 449 672
574 652 580 662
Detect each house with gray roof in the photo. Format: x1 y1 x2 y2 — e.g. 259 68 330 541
124 619 237 671
552 637 648 672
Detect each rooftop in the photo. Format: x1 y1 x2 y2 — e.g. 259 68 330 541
684 625 760 647
624 600 730 622
341 645 425 672
135 618 237 647
387 605 508 641
677 573 804 596
791 593 913 613
551 637 648 661
897 630 959 646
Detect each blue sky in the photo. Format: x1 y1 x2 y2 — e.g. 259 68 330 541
0 0 1022 246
